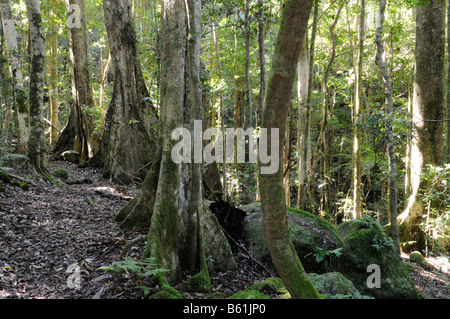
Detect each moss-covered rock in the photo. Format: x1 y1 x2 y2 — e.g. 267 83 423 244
228 278 288 299
52 168 69 180
409 251 430 269
308 272 372 299
250 277 285 293
242 203 344 273
337 218 423 299
228 289 270 299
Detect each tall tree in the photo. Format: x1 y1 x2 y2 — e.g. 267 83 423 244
296 32 310 210
243 0 255 203
374 0 399 253
302 0 319 212
398 0 446 250
0 0 29 153
352 0 365 220
26 0 46 172
257 0 265 128
55 0 95 161
447 0 450 163
310 3 344 213
92 0 158 184
117 0 236 286
259 0 321 299
48 1 60 145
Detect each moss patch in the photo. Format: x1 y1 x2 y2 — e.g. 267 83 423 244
243 204 345 274
182 269 212 293
337 218 423 299
308 272 372 299
228 290 270 299
149 275 182 299
227 278 289 299
52 168 69 180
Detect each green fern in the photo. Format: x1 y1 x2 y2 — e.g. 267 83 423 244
98 257 167 280
0 153 29 168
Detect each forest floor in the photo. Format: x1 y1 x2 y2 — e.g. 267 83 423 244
0 156 449 299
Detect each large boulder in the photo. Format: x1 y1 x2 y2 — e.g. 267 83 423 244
242 202 344 274
242 202 424 299
336 218 423 299
228 274 371 299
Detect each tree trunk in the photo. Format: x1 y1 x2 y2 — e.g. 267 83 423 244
25 0 46 172
404 80 413 201
48 7 59 145
0 24 13 141
93 0 158 184
447 0 450 164
55 0 95 161
310 4 343 213
374 0 399 254
0 0 29 153
259 0 321 299
296 32 309 210
398 0 445 251
352 0 365 220
283 102 294 207
243 0 255 204
302 0 319 212
119 0 236 286
255 0 266 202
257 0 266 129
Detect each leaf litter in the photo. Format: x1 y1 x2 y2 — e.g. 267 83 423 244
0 157 448 299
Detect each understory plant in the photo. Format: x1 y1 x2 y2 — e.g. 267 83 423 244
419 164 450 254
99 257 168 296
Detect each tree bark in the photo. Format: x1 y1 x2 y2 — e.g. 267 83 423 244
447 0 450 163
0 0 29 153
255 0 266 202
118 0 235 286
398 0 445 251
352 0 365 220
211 21 227 201
296 32 309 210
55 0 95 161
243 0 255 204
257 0 265 129
374 0 399 254
25 0 46 172
302 0 319 212
310 3 343 213
259 0 321 299
93 0 158 184
48 5 60 145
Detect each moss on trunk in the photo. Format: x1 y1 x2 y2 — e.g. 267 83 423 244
259 0 322 299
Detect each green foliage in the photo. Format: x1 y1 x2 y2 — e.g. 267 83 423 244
51 168 69 180
0 153 29 170
371 233 395 252
98 257 168 281
306 247 343 263
418 164 450 253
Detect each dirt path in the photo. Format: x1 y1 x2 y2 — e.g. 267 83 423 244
0 159 144 298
